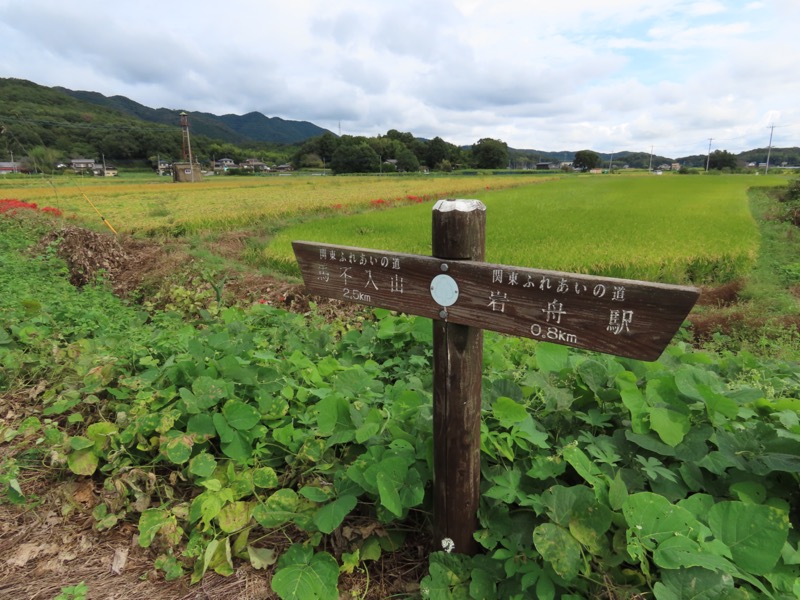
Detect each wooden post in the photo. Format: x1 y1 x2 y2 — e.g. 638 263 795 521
431 199 486 555
291 201 699 556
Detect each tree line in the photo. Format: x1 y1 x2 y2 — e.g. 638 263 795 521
292 131 510 174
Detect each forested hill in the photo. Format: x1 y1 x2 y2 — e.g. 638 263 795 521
55 86 332 145
0 78 332 161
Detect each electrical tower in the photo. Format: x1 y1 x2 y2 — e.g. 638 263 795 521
174 112 202 182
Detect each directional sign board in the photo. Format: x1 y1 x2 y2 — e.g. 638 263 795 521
292 241 699 361
292 199 700 556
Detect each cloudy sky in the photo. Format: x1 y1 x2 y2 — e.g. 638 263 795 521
1 0 797 158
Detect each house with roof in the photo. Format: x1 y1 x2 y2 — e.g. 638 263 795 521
70 158 95 172
214 158 237 171
93 165 118 177
241 158 270 172
0 161 23 174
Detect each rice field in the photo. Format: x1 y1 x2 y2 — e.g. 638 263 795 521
0 173 555 235
266 174 788 284
1 171 789 285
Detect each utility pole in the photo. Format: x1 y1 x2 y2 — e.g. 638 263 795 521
648 146 653 171
705 138 713 172
765 124 775 175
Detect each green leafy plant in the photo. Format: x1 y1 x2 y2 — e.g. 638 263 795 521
52 581 88 600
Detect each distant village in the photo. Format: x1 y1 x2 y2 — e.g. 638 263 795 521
0 156 296 178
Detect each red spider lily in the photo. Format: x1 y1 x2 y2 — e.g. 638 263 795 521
0 199 62 217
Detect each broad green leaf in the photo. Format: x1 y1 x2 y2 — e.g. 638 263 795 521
217 501 252 533
186 413 216 437
541 484 594 527
420 552 471 600
213 412 234 443
484 466 522 504
469 567 497 600
248 545 277 570
697 385 739 420
271 544 339 600
649 405 691 447
616 371 649 434
6 478 25 504
67 448 98 476
376 470 403 517
299 485 332 502
189 490 225 527
256 390 289 420
653 535 738 573
85 422 118 450
653 567 734 600
533 523 582 581
315 395 351 436
729 481 767 504
608 471 628 512
535 342 570 374
623 492 700 550
189 452 217 478
188 376 229 410
69 435 94 451
576 359 608 394
160 429 193 464
138 508 170 548
222 399 261 431
253 466 279 489
707 501 789 575
360 537 382 561
355 421 381 444
203 537 234 577
562 444 604 489
569 502 613 554
253 488 300 528
513 415 550 449
313 494 358 534
492 396 529 428
221 430 253 463
154 553 184 581
334 367 383 397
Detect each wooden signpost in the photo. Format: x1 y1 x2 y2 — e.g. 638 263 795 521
292 199 699 555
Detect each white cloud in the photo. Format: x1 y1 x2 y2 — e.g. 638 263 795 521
0 0 797 158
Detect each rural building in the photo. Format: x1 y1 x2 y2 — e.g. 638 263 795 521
215 158 237 171
241 158 270 172
93 165 118 177
173 162 203 183
70 158 95 172
0 161 23 174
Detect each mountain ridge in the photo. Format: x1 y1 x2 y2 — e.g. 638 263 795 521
54 86 332 145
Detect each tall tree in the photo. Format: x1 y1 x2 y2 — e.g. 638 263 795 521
471 138 508 169
707 149 738 171
425 136 450 169
330 142 380 174
395 145 420 172
573 149 600 171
